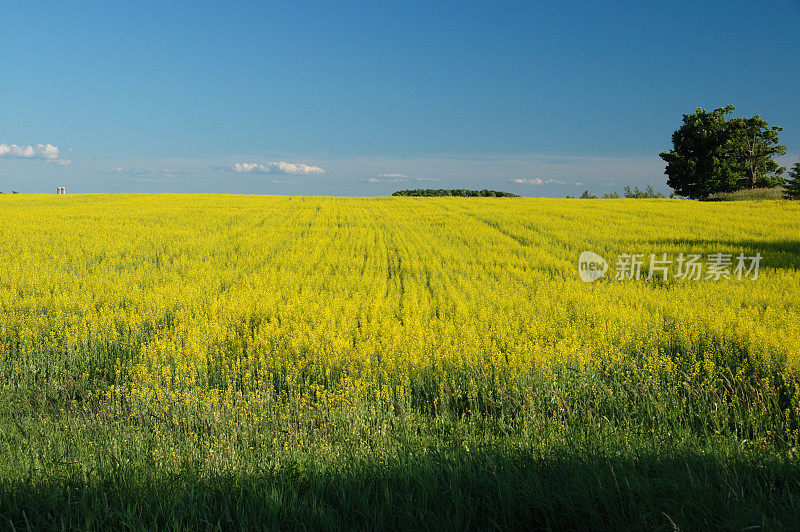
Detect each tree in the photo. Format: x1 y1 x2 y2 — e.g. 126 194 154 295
623 185 664 198
785 159 800 200
659 106 739 199
391 189 518 197
728 115 786 188
659 105 785 199
579 190 597 199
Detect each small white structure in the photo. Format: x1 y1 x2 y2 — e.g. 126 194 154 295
56 187 66 194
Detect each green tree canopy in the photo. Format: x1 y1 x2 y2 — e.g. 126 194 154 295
659 106 786 199
728 115 786 189
785 159 800 200
391 189 518 197
623 185 665 198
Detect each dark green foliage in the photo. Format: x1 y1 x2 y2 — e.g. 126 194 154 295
579 186 665 199
391 189 518 197
785 160 800 200
660 105 786 199
729 114 786 189
623 185 665 198
660 105 740 199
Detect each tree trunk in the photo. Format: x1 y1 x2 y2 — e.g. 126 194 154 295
748 133 758 188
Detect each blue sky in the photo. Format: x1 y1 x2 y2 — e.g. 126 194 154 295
1 1 798 195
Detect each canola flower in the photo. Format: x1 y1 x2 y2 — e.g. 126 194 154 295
0 194 799 462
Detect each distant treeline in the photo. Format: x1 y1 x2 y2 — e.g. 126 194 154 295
569 185 668 199
392 189 518 197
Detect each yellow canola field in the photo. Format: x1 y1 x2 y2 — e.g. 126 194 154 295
1 195 798 412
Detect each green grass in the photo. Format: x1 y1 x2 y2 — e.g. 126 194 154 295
704 187 786 201
3 449 799 530
2 362 799 529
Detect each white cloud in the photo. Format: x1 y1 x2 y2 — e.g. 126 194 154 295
0 142 71 164
232 161 327 175
232 162 259 173
364 172 407 184
510 178 566 185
